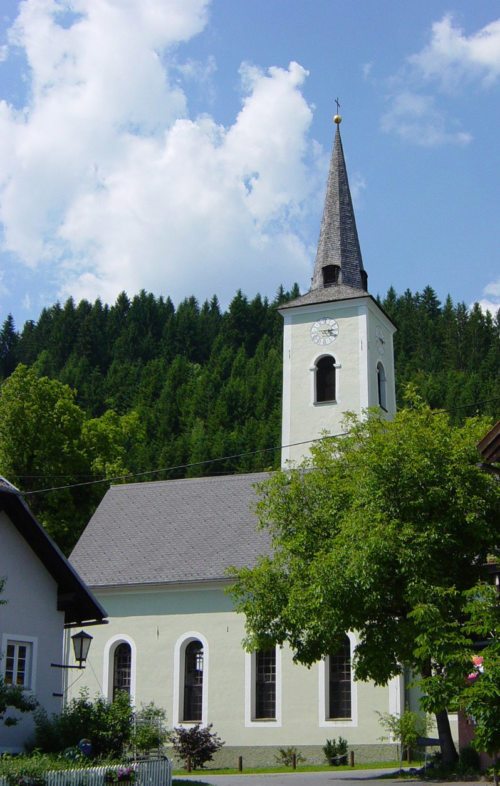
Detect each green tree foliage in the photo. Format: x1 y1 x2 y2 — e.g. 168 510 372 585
0 366 144 552
0 284 498 552
229 400 500 765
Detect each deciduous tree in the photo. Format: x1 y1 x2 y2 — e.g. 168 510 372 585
230 398 499 765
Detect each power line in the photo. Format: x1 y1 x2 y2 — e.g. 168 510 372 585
22 431 349 496
17 395 500 498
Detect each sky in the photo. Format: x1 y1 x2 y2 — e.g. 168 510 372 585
0 0 499 329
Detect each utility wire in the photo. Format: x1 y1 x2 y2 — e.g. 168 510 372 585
22 431 349 496
17 395 500 497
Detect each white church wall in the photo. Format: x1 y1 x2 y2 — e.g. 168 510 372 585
68 582 401 754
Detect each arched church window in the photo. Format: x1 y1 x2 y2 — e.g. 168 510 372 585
113 642 131 700
183 640 204 721
328 635 351 719
323 264 340 287
316 356 336 403
377 362 387 411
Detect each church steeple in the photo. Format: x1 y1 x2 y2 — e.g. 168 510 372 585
311 115 367 293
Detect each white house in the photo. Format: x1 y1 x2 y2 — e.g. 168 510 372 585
68 117 438 765
0 478 107 752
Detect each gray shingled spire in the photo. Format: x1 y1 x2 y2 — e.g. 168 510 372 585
311 120 367 292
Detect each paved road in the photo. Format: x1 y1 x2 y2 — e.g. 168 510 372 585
174 771 481 786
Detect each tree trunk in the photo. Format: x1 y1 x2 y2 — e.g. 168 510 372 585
435 709 458 766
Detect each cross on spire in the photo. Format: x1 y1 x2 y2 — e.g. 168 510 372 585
335 97 341 114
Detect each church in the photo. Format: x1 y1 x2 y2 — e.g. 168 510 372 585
68 116 431 765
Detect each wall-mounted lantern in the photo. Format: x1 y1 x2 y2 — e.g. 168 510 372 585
51 630 93 670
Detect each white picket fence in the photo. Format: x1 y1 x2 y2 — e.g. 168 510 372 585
0 760 171 786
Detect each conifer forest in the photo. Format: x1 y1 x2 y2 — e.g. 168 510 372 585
0 284 498 553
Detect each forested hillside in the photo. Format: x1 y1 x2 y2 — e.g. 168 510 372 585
0 283 498 552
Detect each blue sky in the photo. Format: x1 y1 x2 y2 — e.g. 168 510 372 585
0 0 499 328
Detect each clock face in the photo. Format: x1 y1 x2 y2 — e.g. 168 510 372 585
375 326 386 355
311 318 339 346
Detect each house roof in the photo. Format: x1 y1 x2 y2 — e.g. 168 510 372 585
477 421 500 464
0 480 107 626
70 472 271 589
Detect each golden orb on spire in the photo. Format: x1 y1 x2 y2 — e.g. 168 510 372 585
333 114 342 125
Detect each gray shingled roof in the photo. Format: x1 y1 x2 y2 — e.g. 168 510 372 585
70 473 271 588
311 123 367 293
279 284 369 310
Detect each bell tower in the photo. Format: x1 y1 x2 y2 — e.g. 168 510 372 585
280 113 396 467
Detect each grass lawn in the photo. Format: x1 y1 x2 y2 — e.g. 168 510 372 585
172 760 422 777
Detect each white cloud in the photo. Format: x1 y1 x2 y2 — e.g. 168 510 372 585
0 0 322 308
410 15 500 90
474 278 500 315
382 14 500 147
382 91 472 147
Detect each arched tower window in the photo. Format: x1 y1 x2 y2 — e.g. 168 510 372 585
328 635 351 719
183 640 204 721
377 362 387 411
316 356 336 403
323 264 340 287
113 642 131 700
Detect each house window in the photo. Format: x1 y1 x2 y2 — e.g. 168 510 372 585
316 356 336 402
113 642 131 700
323 264 340 287
377 362 387 411
183 640 203 722
4 640 32 689
328 636 351 719
255 649 276 719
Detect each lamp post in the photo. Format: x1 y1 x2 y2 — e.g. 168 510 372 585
51 630 93 669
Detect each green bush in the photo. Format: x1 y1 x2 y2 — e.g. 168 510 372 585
323 737 348 765
34 689 133 757
169 724 224 769
130 703 168 755
274 746 305 767
377 708 428 762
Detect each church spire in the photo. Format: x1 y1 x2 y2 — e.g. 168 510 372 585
311 113 367 293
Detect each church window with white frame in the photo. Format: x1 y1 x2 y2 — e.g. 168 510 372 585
316 356 336 403
183 640 204 722
113 642 131 700
328 635 352 719
255 649 276 719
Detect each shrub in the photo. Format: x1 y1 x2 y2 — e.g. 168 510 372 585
34 689 133 757
169 724 224 769
274 746 305 767
130 703 168 755
377 708 428 762
323 737 348 766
